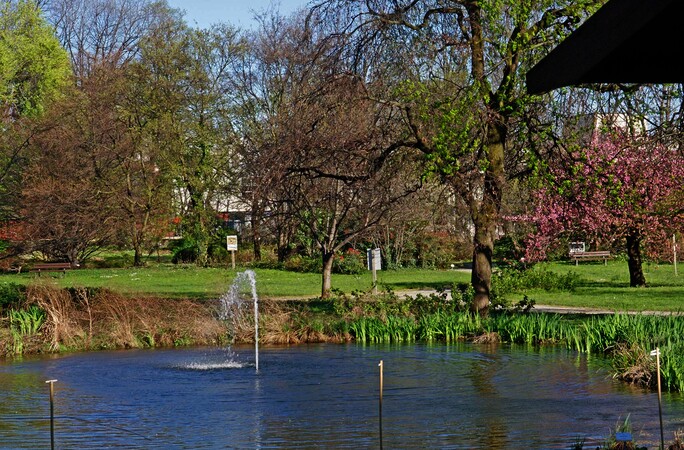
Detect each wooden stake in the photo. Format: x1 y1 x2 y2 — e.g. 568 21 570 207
651 348 665 450
46 379 58 450
379 360 383 449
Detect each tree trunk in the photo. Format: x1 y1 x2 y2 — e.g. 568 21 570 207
251 212 262 261
132 226 143 267
196 237 209 267
626 228 646 287
133 245 142 267
321 250 335 298
470 122 506 316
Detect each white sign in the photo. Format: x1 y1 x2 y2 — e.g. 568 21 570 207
226 235 238 251
569 242 585 254
367 248 382 271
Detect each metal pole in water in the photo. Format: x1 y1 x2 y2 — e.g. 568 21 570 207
46 379 57 450
651 348 664 450
254 292 259 372
378 360 383 449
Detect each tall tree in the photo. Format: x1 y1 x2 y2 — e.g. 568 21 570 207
259 16 419 297
44 0 160 79
20 70 125 264
523 126 684 287
231 13 296 262
135 15 245 266
283 74 419 297
312 0 603 313
0 0 71 243
0 0 71 120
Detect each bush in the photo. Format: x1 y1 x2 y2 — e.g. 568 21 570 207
283 254 321 273
492 265 581 299
282 250 365 275
412 231 459 269
168 238 199 264
0 282 26 313
208 244 229 264
333 249 365 275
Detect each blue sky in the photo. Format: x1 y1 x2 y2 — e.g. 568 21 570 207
166 0 310 29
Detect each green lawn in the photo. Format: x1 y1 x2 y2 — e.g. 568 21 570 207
508 260 684 312
2 259 681 312
0 265 470 300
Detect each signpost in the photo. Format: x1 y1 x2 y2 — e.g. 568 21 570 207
569 241 586 254
367 248 381 294
226 236 238 269
674 234 678 277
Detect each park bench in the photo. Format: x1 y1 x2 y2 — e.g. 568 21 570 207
569 251 612 265
30 262 75 276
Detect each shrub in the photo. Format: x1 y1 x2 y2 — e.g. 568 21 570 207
283 254 321 273
492 265 580 298
168 238 199 264
282 250 365 275
333 249 365 275
0 282 26 313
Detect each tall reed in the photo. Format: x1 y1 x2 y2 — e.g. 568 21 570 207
344 306 684 392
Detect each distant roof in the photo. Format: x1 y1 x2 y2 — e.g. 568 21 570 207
526 0 684 94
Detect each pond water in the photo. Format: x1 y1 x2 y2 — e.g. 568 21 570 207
1 343 683 449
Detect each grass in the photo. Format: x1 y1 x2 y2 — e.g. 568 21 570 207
1 258 681 312
0 265 471 300
507 260 683 312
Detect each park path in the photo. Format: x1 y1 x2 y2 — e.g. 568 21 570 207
395 289 681 316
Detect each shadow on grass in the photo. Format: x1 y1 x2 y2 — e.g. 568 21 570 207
388 281 456 290
577 286 684 301
579 280 630 289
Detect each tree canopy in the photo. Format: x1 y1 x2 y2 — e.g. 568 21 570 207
0 0 71 119
523 123 684 286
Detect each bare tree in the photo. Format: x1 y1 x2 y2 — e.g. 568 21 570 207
21 71 125 264
311 0 602 313
44 0 163 79
271 27 419 296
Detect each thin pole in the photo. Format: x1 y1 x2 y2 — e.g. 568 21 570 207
652 348 664 450
378 360 383 450
674 234 678 277
254 292 259 372
46 379 58 450
657 349 664 450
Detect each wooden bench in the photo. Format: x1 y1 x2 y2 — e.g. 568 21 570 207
30 262 74 276
569 251 611 265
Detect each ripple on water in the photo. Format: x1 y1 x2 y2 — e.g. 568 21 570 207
180 360 250 370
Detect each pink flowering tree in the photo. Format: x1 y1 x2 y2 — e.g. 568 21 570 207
523 129 684 287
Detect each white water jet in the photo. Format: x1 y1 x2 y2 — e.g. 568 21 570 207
219 269 259 371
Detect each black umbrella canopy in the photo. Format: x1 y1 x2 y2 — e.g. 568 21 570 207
526 0 684 94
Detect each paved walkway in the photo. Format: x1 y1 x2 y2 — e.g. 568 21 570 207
395 289 680 315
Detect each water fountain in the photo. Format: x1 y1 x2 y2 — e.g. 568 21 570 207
219 269 259 371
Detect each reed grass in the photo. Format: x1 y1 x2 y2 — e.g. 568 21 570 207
9 305 45 336
333 292 684 393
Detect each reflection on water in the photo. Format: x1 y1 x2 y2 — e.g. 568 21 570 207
1 343 683 449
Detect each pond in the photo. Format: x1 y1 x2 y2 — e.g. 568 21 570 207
1 343 683 449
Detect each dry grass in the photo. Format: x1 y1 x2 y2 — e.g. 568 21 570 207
473 331 500 344
18 282 229 353
612 343 656 388
1 286 353 356
247 299 351 345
